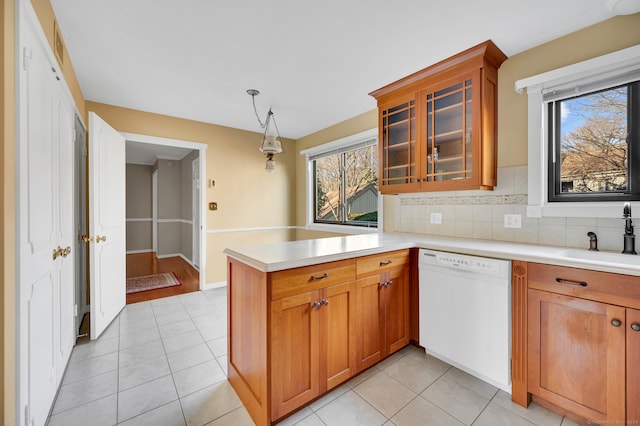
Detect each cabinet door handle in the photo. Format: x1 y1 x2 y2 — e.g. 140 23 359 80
555 277 587 287
310 273 328 281
311 301 321 309
611 319 622 327
631 323 640 332
379 260 393 266
320 299 329 306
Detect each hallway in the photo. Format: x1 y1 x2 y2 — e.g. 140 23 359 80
126 253 200 304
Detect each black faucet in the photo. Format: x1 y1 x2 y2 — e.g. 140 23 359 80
587 232 598 251
622 202 637 255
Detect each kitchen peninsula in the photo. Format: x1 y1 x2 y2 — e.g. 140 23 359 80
224 232 640 426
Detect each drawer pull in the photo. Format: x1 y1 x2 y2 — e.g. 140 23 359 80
309 272 328 281
379 260 393 266
555 277 587 287
631 323 640 332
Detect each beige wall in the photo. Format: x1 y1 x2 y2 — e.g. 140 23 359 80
87 102 297 283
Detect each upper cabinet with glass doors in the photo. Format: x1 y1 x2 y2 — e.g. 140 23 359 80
370 40 507 194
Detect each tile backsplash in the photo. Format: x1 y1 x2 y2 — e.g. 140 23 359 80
394 166 629 253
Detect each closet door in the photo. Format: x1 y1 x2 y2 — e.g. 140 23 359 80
19 15 60 426
18 9 76 426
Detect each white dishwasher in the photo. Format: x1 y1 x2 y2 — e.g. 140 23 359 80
418 249 512 393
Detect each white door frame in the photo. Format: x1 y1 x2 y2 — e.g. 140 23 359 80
152 170 158 254
192 157 200 268
121 132 207 290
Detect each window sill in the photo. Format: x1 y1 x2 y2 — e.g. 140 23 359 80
306 223 380 235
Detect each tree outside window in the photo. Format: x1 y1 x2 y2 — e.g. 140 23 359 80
314 144 378 226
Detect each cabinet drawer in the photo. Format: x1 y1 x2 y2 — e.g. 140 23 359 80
527 262 640 309
271 259 356 300
356 250 410 278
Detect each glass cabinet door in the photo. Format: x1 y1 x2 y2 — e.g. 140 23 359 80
423 79 473 182
381 100 415 186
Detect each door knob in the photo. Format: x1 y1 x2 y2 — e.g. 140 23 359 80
78 235 93 243
52 247 62 260
96 235 107 243
61 246 71 258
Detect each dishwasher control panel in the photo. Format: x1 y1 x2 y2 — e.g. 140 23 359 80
420 249 508 278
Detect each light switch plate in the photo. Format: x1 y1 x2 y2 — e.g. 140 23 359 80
431 212 443 224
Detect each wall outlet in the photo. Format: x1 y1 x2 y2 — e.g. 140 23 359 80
431 212 443 224
504 214 522 228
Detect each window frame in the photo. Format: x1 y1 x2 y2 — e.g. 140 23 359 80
301 129 382 234
547 81 640 203
515 44 640 218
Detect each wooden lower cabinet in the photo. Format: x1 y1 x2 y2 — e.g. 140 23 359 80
271 281 357 422
356 265 410 371
627 308 640 424
528 289 626 422
520 262 640 424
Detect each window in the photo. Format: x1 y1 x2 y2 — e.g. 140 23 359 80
548 81 639 202
301 129 380 232
515 44 640 218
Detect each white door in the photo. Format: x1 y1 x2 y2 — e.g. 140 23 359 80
89 112 126 339
18 9 75 425
54 87 76 376
192 157 200 268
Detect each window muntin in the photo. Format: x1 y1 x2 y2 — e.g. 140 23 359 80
548 81 639 202
314 143 378 227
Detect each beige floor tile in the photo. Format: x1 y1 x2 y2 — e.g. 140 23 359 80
421 376 490 425
208 405 255 426
315 390 386 426
48 394 117 426
492 390 563 426
353 371 416 418
473 402 536 426
118 400 186 426
382 353 447 393
117 375 178 423
308 384 350 411
442 367 498 400
180 380 243 426
391 396 464 426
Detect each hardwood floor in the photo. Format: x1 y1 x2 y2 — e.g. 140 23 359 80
126 252 200 304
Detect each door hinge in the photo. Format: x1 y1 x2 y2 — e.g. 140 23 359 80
22 47 31 71
24 404 30 426
73 304 78 317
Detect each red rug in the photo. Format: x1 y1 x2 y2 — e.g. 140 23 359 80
126 272 182 294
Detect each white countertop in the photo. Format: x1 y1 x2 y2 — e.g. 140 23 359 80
223 232 640 277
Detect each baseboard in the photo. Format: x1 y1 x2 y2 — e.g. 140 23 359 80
203 281 227 290
126 249 153 255
156 252 181 259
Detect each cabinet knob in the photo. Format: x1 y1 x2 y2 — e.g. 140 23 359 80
320 299 329 306
611 319 622 327
311 301 321 309
631 323 640 332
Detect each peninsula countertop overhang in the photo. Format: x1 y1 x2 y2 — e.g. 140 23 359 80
223 232 640 277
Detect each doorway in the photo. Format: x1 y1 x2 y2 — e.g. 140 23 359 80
123 133 207 303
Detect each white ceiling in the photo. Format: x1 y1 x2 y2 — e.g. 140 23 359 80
50 0 636 140
125 141 194 165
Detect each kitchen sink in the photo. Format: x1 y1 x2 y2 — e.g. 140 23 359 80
559 249 639 267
